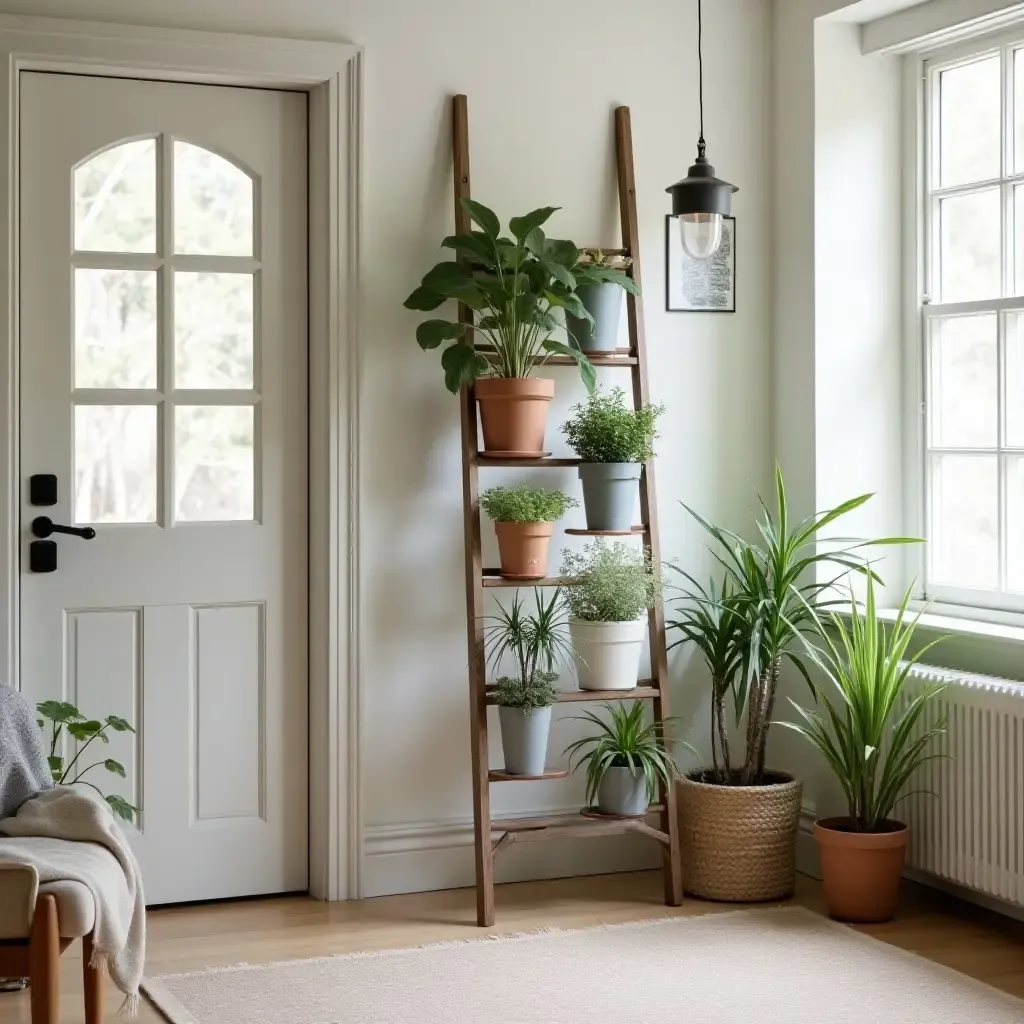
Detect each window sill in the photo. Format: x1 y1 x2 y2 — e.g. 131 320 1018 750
838 602 1024 648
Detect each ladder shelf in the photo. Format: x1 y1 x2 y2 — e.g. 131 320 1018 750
453 93 682 926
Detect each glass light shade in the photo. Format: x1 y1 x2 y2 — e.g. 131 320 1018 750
679 212 723 260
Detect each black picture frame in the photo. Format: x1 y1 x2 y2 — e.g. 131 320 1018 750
665 214 736 313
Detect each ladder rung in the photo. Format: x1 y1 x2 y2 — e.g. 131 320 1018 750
492 805 663 832
485 684 660 704
564 526 647 537
482 572 574 588
488 768 569 782
476 455 581 468
544 354 638 367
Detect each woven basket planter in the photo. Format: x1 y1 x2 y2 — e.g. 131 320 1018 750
677 770 803 902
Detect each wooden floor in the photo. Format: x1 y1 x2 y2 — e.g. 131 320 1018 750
0 871 1021 1022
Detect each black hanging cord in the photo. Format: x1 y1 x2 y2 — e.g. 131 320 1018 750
697 0 706 157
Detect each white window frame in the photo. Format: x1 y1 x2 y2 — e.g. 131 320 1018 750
906 23 1024 617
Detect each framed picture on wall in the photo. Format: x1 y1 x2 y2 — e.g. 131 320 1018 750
665 215 736 313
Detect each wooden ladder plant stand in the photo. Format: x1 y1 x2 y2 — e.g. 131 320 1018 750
453 94 683 927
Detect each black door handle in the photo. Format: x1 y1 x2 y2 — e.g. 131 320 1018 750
31 516 95 540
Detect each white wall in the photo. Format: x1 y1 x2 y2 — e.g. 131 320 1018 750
2 0 774 894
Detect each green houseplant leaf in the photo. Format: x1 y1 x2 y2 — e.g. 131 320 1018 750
416 319 466 350
460 198 501 239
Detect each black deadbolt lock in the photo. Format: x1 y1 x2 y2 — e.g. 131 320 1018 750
29 474 57 507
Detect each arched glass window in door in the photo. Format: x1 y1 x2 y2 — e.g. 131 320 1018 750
72 137 258 525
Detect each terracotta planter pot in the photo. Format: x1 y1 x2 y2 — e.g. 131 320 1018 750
814 817 909 923
493 521 553 579
677 770 803 902
476 377 554 455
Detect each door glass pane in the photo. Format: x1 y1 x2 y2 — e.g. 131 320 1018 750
175 272 254 389
1007 313 1024 447
929 454 998 589
175 406 254 522
74 140 156 253
75 269 158 389
1007 458 1024 592
174 142 253 257
929 315 997 448
1014 49 1024 173
941 55 1000 187
74 405 157 524
939 189 1001 302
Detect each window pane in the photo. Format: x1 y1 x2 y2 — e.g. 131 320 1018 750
74 269 158 390
929 315 997 448
1014 50 1024 173
174 142 253 257
175 406 254 522
175 272 254 389
1008 313 1024 447
939 189 1001 302
930 454 998 589
941 55 1001 187
1007 458 1024 592
74 405 157 524
74 140 156 253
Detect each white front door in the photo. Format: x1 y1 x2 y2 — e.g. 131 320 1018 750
18 72 309 904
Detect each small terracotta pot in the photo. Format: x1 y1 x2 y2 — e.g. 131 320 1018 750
814 817 909 923
494 521 553 579
476 377 554 455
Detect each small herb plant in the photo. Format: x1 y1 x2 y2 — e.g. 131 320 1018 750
36 701 138 822
485 589 574 705
480 485 577 523
564 701 687 806
562 387 664 464
560 541 660 622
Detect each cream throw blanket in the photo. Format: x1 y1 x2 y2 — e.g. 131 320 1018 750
0 787 145 1014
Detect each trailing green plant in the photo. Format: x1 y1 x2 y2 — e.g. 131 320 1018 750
404 200 639 394
564 701 689 806
484 589 574 690
493 672 561 712
778 576 947 832
668 464 920 787
480 484 577 523
562 387 664 464
560 541 660 622
36 701 138 822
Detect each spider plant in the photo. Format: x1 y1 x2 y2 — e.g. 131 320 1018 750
564 701 689 806
779 576 947 832
674 464 920 786
484 588 574 687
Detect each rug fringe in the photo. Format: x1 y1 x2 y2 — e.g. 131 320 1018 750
117 992 140 1017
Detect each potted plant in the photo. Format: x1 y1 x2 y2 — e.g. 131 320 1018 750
480 485 577 580
564 701 686 816
780 577 946 923
486 589 573 776
564 249 634 352
560 541 659 690
404 201 638 455
562 387 664 531
666 465 918 902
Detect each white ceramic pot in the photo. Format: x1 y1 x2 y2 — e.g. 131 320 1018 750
570 618 646 691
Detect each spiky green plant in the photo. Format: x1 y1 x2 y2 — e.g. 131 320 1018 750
484 589 574 690
779 576 947 832
564 701 690 806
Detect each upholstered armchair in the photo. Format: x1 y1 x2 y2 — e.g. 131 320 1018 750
0 863 103 1024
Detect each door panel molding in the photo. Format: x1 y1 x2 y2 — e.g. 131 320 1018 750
0 14 363 902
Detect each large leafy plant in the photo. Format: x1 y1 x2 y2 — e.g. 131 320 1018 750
779 576 946 832
485 589 574 696
36 701 138 822
562 387 664 464
564 701 688 806
404 200 638 394
669 465 918 786
560 541 659 622
479 485 576 523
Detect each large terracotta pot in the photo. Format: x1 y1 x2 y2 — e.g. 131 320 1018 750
677 770 803 902
814 817 909 923
476 377 554 455
493 521 553 579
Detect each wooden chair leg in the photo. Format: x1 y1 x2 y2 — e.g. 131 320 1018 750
83 933 104 1024
28 895 59 1024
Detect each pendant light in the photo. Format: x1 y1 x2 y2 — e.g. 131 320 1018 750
666 0 737 260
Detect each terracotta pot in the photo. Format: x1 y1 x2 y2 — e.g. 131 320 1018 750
677 770 803 902
476 377 554 455
814 817 909 923
493 521 553 579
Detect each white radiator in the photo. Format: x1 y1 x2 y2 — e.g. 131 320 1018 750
900 664 1024 910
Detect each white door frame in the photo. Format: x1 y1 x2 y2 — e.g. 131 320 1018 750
0 14 363 902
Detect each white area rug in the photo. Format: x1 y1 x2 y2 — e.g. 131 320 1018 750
141 906 1024 1024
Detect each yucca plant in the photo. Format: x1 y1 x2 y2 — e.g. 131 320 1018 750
564 701 689 806
675 464 919 785
779 576 947 832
